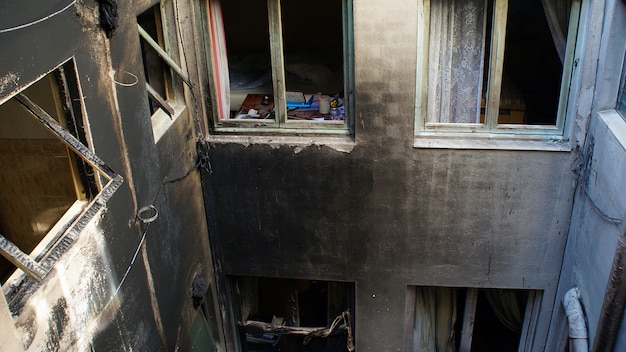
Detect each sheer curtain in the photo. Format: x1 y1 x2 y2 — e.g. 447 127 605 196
541 0 572 63
208 0 231 119
412 287 457 352
427 0 488 123
485 289 524 333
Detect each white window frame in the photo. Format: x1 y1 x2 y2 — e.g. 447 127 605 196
414 0 583 151
137 2 190 142
201 0 355 136
405 286 543 351
0 61 122 286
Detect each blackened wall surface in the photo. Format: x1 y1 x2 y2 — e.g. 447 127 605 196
0 1 220 351
198 1 600 351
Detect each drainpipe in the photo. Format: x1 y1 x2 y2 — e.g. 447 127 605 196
591 227 626 352
563 288 588 352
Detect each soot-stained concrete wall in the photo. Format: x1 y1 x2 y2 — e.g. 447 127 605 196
546 2 626 349
0 1 220 351
199 1 599 351
547 112 626 351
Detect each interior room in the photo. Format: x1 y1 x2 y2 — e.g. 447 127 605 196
220 0 346 120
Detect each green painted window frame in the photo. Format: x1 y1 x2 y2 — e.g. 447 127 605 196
202 0 355 136
414 0 583 150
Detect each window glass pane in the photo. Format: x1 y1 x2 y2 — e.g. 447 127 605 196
222 0 272 119
427 0 488 124
280 0 346 121
500 0 566 125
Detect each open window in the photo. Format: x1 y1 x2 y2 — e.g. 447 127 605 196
406 286 542 351
232 276 355 352
0 61 122 293
415 0 582 149
138 2 189 142
201 0 354 135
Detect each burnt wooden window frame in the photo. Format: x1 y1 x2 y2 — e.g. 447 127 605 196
414 0 584 151
199 0 355 136
137 1 190 142
0 61 123 285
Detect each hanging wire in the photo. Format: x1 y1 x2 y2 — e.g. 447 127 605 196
101 158 202 311
112 70 139 87
0 1 77 34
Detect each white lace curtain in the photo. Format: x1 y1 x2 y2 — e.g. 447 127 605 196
427 0 488 123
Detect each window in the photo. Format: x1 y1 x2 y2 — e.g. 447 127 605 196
415 0 581 149
201 0 354 135
137 3 189 142
0 61 122 290
406 286 542 351
231 276 354 351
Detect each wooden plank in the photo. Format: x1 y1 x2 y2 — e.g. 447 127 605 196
404 287 417 351
267 0 287 125
147 82 176 116
460 288 479 352
485 0 510 129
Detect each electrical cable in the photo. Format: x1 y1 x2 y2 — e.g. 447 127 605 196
0 1 77 34
100 159 201 314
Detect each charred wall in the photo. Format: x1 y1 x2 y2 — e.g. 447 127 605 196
0 1 219 351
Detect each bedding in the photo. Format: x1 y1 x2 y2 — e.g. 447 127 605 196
228 52 343 111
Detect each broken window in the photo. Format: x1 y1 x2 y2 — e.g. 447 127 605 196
406 286 542 351
137 2 188 142
201 0 354 135
415 0 581 143
0 61 122 289
232 276 354 352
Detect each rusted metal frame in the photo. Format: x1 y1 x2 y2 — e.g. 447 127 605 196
0 93 123 282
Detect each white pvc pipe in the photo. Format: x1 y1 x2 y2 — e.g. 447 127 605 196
563 288 588 352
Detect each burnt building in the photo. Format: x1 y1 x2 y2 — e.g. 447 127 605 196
0 0 625 351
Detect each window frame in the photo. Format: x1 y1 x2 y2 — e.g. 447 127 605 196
137 2 190 142
201 0 355 136
414 0 583 150
405 286 543 351
0 61 123 286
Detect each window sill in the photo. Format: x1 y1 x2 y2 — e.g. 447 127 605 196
413 133 572 151
205 134 355 153
152 104 186 143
